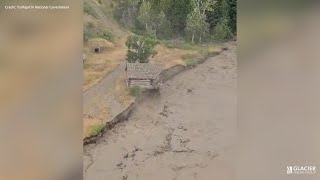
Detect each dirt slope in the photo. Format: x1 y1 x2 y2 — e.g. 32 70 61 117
84 43 237 180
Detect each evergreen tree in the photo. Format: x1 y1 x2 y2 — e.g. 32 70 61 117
213 0 232 40
113 0 237 41
159 0 172 13
167 0 192 36
137 0 153 32
229 0 237 34
156 11 173 39
113 0 139 28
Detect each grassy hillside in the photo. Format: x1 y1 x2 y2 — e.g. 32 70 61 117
83 0 130 91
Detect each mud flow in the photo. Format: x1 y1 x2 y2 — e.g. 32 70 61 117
84 43 236 180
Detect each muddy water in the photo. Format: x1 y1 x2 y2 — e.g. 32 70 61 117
84 43 236 180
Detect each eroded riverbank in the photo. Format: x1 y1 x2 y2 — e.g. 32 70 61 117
84 42 236 180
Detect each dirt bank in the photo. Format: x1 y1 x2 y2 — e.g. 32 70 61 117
84 42 236 180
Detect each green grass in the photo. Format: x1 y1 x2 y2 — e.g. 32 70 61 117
129 86 142 97
87 124 105 137
182 48 211 66
163 40 198 50
199 49 209 58
182 54 197 66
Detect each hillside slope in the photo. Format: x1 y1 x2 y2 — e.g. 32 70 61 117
83 0 130 91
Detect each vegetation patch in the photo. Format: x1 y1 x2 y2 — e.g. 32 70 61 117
84 2 95 17
129 86 142 97
84 24 114 43
181 45 217 66
182 54 197 66
112 0 236 42
87 124 105 137
126 35 158 63
163 40 197 50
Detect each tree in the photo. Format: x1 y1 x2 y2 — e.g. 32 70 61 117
137 0 153 32
126 35 158 63
156 11 172 39
159 0 171 13
229 0 237 34
220 0 229 19
213 0 232 40
167 0 192 35
113 0 139 28
213 18 231 40
186 9 200 43
186 0 215 43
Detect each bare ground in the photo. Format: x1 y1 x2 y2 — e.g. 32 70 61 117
84 43 236 180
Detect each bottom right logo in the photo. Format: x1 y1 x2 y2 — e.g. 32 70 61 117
287 166 316 175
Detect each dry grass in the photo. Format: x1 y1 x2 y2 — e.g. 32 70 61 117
113 74 135 106
151 43 222 68
83 41 126 91
151 44 196 68
83 117 103 138
83 9 130 91
83 14 97 25
83 104 111 138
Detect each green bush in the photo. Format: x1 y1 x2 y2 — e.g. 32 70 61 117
84 2 94 15
129 86 142 97
98 30 113 41
83 23 113 43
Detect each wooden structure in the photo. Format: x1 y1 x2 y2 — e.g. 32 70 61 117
126 63 163 89
88 38 113 53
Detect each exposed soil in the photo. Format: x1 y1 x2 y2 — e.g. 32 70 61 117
84 43 236 180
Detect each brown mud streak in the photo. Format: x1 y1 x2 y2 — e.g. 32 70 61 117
83 47 228 146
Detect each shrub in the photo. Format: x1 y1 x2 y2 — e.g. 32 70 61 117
83 23 114 43
98 30 113 41
84 2 94 15
87 21 95 29
83 30 90 42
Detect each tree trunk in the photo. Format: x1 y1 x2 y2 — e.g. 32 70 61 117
199 35 202 44
192 33 195 44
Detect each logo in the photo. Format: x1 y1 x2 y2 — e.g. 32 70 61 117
286 166 316 175
287 166 293 174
